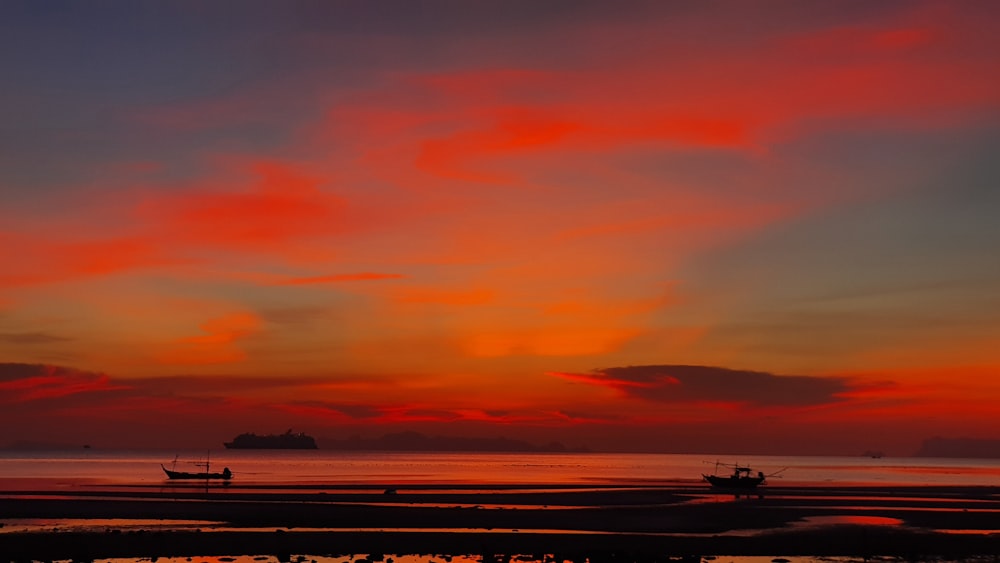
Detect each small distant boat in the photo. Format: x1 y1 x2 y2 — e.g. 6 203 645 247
161 453 232 480
703 462 767 489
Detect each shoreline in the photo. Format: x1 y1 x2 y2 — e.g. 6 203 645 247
2 483 999 559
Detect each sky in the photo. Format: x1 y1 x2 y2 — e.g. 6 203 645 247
1 0 999 455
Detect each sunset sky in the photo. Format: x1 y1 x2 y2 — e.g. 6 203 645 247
2 1 999 455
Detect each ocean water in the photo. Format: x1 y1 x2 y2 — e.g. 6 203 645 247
4 451 999 562
1 449 998 488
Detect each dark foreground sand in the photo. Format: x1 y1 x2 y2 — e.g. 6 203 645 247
2 483 999 560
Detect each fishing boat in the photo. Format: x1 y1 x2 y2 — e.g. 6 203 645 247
702 462 767 489
161 454 232 480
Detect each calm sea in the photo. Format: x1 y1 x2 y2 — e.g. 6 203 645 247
1 450 998 489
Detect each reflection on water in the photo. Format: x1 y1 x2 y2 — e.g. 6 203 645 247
0 520 618 535
94 554 1000 563
0 517 223 533
100 556 485 563
3 450 1000 488
793 515 903 527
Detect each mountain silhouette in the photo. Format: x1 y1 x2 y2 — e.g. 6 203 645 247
319 431 589 453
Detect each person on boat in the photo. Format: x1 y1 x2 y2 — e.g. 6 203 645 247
222 467 232 479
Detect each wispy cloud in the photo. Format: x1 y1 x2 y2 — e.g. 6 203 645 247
156 312 262 365
277 273 406 285
0 332 73 345
134 161 345 254
0 363 126 403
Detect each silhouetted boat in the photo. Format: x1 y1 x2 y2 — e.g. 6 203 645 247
224 429 318 449
161 453 232 480
703 462 767 489
161 464 232 480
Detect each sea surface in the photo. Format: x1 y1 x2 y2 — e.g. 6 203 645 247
3 451 1000 563
1 449 999 489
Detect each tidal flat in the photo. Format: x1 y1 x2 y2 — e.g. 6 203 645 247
2 483 999 561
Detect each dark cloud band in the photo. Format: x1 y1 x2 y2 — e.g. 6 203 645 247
557 364 848 407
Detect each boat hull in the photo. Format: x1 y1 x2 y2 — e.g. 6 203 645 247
703 474 765 489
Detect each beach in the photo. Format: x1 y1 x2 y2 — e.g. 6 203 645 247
2 483 999 560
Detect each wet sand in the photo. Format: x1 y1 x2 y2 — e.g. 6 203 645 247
2 483 999 560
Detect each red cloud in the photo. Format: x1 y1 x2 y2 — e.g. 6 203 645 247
0 159 352 289
549 370 665 391
783 25 937 57
0 231 174 288
327 23 998 195
136 161 345 253
0 363 126 403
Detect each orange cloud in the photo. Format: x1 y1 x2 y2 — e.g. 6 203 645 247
467 328 639 358
157 312 262 365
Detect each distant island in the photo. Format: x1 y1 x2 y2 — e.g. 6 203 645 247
224 430 318 449
913 436 1000 458
320 431 589 453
